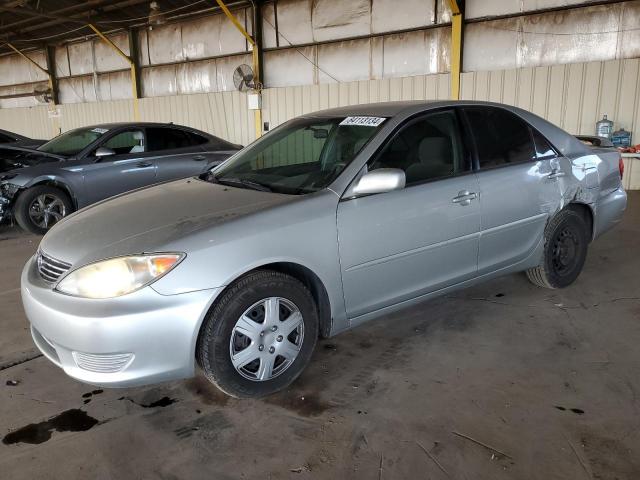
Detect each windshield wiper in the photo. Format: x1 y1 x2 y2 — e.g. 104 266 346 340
213 176 272 192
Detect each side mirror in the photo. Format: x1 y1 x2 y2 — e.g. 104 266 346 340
346 168 406 198
95 147 115 158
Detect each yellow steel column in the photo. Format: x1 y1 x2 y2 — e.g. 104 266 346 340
88 24 140 121
447 0 463 100
6 43 59 136
215 0 262 139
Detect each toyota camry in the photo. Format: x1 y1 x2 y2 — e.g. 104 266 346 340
21 101 626 398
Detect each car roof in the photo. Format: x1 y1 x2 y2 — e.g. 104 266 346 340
80 122 200 130
299 99 538 119
301 101 436 118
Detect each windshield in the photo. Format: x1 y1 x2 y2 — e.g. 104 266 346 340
38 127 109 156
211 116 385 194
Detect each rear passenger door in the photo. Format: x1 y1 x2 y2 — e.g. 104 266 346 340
337 109 481 319
146 127 214 182
463 107 563 274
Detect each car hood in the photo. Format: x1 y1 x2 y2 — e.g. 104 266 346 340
0 146 64 174
40 178 296 267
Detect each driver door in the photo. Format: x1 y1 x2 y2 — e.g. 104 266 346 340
80 128 157 206
336 109 481 320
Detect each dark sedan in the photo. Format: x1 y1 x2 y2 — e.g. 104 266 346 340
0 128 46 149
0 122 241 234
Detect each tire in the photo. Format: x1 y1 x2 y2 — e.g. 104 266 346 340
14 185 73 235
196 270 319 398
526 208 589 289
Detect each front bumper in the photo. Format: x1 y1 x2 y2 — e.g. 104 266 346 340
21 255 220 387
0 195 11 222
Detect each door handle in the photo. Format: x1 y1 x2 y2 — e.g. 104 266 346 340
547 169 565 179
136 161 152 168
452 190 477 206
193 155 206 161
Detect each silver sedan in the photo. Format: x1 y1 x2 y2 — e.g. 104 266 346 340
21 101 627 398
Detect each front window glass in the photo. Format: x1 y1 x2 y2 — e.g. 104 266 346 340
101 129 145 155
211 116 384 194
369 109 468 185
38 127 108 156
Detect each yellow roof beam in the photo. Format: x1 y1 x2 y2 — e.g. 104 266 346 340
447 0 463 100
215 0 262 139
88 24 140 121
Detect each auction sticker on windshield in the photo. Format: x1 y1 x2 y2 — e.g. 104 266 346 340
91 128 109 134
340 116 386 127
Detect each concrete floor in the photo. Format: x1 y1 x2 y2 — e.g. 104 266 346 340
1 192 639 480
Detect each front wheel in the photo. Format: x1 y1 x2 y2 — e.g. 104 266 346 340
14 185 73 235
526 208 589 289
196 270 319 398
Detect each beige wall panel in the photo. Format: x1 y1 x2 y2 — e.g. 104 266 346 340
474 71 491 101
531 66 549 118
617 59 640 135
516 67 534 111
580 61 602 135
412 76 426 101
0 106 51 139
377 78 390 102
562 63 585 135
488 71 504 103
598 60 622 124
546 65 566 127
436 74 450 100
460 72 474 100
401 77 413 101
501 69 518 106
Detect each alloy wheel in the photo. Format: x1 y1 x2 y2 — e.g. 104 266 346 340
28 194 67 229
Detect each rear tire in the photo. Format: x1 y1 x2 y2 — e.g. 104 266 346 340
196 270 319 398
526 208 589 289
14 185 73 235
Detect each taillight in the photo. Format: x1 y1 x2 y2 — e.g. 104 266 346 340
619 156 624 180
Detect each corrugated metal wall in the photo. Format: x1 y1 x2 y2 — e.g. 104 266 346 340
459 58 640 145
262 74 451 127
1 57 638 152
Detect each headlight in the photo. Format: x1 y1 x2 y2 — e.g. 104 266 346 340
0 182 20 198
56 254 183 299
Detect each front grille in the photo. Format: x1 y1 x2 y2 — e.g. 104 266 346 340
72 351 134 373
37 251 71 283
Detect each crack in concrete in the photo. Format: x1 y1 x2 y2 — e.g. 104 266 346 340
0 352 43 371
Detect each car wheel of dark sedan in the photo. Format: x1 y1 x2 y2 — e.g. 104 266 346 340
14 185 73 235
526 208 589 289
197 270 319 398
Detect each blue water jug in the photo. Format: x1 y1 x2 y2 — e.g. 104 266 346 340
611 128 632 148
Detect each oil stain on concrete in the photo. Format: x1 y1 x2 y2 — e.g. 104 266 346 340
2 409 99 445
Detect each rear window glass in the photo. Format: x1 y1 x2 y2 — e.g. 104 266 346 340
465 107 535 168
147 128 193 151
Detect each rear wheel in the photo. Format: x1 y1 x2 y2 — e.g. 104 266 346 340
526 208 589 289
196 270 318 398
14 185 73 235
